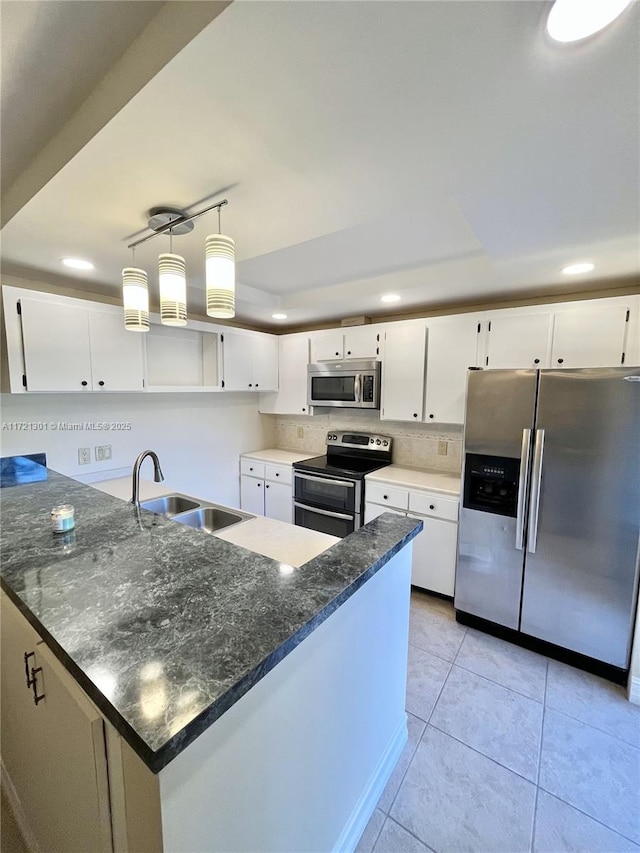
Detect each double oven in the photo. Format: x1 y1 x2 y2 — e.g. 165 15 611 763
293 432 392 538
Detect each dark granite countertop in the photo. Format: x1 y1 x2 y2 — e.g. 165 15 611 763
0 470 421 773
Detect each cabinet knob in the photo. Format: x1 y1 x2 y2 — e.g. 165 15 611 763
347 350 351 355
266 484 270 489
383 495 388 500
302 407 306 412
335 351 340 356
557 358 564 364
413 413 418 418
255 384 259 388
533 359 540 365
429 414 434 419
249 383 253 387
81 380 88 387
257 482 261 487
275 472 279 477
98 380 105 387
429 504 435 510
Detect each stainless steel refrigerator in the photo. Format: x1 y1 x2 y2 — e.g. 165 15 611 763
455 367 640 674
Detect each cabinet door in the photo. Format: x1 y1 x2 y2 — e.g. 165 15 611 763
264 480 293 523
1 595 111 853
240 475 265 515
312 331 344 361
486 313 552 369
89 309 144 391
381 324 426 422
252 334 279 391
551 305 629 368
364 503 406 524
20 298 92 391
424 315 482 424
344 326 380 360
408 515 458 596
223 332 255 390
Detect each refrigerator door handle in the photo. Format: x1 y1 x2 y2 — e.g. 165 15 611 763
527 429 545 554
515 428 532 550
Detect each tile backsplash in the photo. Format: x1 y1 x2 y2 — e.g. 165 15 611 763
275 411 463 472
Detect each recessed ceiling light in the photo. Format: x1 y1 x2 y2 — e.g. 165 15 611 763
272 313 288 320
546 0 633 43
61 258 94 270
380 294 401 303
562 262 595 275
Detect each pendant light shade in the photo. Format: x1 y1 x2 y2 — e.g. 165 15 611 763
122 267 150 332
205 234 235 318
158 253 187 326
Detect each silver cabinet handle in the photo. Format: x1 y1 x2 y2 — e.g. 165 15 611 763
293 502 353 521
515 428 532 551
294 472 355 488
527 429 545 554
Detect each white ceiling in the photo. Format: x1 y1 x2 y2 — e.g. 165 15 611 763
1 0 638 328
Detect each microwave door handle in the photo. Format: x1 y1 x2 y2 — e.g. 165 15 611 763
354 373 362 403
527 429 545 554
515 428 532 550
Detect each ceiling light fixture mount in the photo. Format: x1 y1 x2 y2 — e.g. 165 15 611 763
62 257 94 270
380 294 401 303
562 262 595 275
122 198 234 329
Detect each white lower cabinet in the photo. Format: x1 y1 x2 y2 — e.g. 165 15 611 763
240 458 293 523
1 592 112 853
365 483 459 596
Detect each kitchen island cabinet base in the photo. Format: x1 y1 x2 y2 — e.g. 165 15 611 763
2 545 413 853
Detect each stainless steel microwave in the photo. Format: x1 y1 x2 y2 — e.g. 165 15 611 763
307 360 381 409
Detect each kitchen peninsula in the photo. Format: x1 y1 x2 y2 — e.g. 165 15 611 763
1 468 421 853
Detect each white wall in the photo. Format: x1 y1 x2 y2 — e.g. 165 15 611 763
0 392 275 507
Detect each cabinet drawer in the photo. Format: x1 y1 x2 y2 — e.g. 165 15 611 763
409 491 458 521
264 463 292 486
366 483 409 510
241 459 265 479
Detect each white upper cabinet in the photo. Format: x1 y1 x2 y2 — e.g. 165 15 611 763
424 315 483 424
311 326 381 361
222 331 278 391
485 312 552 369
550 304 629 368
259 334 310 415
19 297 143 392
381 323 426 422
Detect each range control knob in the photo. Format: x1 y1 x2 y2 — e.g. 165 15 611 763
370 438 374 443
376 439 381 445
383 440 388 446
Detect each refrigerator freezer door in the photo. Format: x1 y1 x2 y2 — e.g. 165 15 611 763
520 368 640 668
456 369 538 627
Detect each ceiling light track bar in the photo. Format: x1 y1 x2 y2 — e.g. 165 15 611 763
127 199 228 249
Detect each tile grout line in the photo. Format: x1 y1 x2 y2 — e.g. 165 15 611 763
449 660 546 705
543 705 640 754
383 814 439 853
530 659 549 853
427 720 538 786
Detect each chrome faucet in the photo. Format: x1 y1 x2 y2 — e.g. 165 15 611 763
130 450 164 505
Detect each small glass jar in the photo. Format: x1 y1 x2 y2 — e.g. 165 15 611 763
51 504 75 533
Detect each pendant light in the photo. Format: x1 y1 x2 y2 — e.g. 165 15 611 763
159 228 187 326
206 205 235 319
122 250 149 332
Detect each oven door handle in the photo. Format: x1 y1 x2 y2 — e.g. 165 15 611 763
294 472 356 488
294 502 354 521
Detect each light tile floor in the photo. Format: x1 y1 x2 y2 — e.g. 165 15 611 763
358 590 640 853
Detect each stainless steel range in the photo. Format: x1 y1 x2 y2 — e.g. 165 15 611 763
293 432 393 538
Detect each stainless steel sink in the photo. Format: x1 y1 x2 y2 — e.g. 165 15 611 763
172 506 254 534
139 494 201 516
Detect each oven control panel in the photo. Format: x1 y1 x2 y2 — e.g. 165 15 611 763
325 432 393 451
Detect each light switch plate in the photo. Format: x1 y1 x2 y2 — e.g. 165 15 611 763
95 445 112 461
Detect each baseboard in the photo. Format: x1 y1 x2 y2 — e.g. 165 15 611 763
332 715 408 853
1 758 42 853
629 676 640 705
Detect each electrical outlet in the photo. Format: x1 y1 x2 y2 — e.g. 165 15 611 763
78 448 91 465
437 440 448 456
297 426 304 439
95 445 112 462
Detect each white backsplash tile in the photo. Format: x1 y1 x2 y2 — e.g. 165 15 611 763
274 411 463 473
